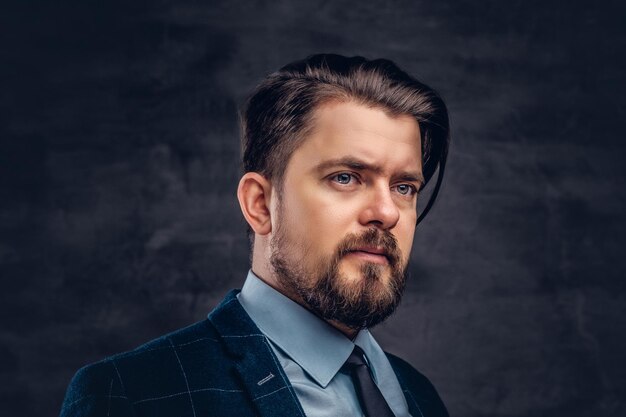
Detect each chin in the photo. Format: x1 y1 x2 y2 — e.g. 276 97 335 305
339 265 390 291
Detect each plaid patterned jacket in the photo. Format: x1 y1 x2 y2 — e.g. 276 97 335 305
60 290 448 417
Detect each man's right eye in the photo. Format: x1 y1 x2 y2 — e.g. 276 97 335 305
333 173 354 184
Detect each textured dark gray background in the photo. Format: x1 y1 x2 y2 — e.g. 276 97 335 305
2 1 625 416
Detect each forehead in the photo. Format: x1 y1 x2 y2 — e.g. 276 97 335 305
287 100 422 176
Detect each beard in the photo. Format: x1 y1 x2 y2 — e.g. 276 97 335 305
270 224 408 331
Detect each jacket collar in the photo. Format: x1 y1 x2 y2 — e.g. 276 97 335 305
208 290 307 417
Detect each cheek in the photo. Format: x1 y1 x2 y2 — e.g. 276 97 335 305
396 218 416 259
283 186 356 253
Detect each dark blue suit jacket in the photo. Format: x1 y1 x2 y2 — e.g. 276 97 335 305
60 290 449 417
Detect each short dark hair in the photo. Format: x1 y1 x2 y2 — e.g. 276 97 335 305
241 53 450 225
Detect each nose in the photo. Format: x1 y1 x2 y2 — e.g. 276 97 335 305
358 184 400 230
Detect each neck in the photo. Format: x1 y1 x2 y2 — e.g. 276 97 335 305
250 266 361 340
329 320 359 340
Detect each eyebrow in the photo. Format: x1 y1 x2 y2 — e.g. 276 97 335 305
314 156 425 186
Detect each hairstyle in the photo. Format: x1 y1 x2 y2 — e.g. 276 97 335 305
241 53 450 225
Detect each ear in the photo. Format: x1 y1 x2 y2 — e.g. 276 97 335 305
237 172 273 236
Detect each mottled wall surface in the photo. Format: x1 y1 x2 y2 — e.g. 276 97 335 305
2 1 625 416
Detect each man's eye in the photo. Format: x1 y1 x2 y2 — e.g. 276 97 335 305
395 184 416 195
333 173 354 184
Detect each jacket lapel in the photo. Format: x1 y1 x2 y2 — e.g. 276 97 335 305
209 290 307 417
402 388 423 417
387 354 424 417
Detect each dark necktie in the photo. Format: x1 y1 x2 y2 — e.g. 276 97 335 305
344 346 396 417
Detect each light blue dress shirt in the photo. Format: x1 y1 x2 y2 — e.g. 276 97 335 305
237 270 412 417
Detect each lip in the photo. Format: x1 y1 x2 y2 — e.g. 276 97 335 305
346 247 389 264
353 246 386 255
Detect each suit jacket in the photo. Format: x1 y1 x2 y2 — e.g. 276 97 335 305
60 290 449 417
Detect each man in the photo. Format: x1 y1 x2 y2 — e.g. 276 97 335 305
60 54 450 417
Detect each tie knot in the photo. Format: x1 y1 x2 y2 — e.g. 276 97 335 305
344 345 368 370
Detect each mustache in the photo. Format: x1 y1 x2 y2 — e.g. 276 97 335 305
334 228 401 266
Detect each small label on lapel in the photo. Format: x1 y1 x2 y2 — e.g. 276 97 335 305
257 372 275 386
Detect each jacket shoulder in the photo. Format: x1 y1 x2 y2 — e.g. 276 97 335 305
385 352 450 417
114 318 221 359
60 358 135 416
61 319 226 416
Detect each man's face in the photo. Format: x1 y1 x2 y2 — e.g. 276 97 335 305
269 100 423 330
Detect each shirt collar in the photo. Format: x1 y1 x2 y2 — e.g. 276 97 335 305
237 270 378 388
